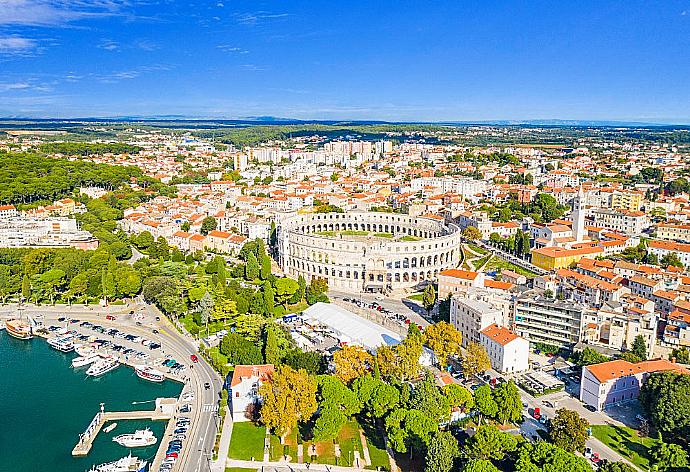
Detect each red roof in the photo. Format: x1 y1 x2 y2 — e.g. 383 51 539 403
230 364 274 387
480 324 520 346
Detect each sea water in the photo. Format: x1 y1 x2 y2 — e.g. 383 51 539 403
0 330 183 472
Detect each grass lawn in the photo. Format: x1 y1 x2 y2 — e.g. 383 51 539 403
374 232 394 238
316 231 336 237
364 433 389 471
228 422 266 461
484 256 539 278
466 243 489 255
226 468 258 472
342 230 369 236
590 424 659 470
400 235 422 242
269 428 298 461
473 255 491 269
407 293 424 302
338 421 364 467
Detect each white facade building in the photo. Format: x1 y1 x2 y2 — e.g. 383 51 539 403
479 324 530 374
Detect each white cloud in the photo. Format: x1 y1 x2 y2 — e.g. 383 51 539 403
0 82 32 92
97 38 119 51
0 36 38 55
0 0 130 26
217 45 248 54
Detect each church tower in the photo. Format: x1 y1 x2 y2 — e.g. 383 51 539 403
573 186 586 242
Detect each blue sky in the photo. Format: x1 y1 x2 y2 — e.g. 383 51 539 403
1 0 689 122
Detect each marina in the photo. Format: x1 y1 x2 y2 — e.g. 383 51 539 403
0 327 183 472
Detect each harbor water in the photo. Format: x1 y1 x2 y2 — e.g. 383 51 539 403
0 330 182 472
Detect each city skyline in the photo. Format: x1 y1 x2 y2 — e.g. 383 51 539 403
1 0 689 122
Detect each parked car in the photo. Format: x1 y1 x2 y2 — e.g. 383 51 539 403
190 354 199 363
106 315 116 321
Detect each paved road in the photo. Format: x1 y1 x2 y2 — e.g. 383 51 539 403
519 388 637 469
1 302 222 472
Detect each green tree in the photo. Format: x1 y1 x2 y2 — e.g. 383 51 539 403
263 325 280 364
515 441 591 472
443 383 474 411
661 252 684 269
465 424 517 461
493 380 523 424
639 372 690 442
219 332 263 364
200 216 217 236
245 252 259 280
651 442 688 471
409 373 451 422
181 221 190 232
599 462 637 472
263 281 275 314
548 408 589 453
462 459 500 472
670 347 690 364
424 431 460 472
135 231 154 250
422 283 437 314
631 334 648 361
274 277 299 309
198 291 214 330
21 274 31 301
312 406 346 441
260 254 272 280
474 385 498 419
385 409 437 453
101 268 115 304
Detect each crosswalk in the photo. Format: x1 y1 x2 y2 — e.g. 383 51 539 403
201 404 218 413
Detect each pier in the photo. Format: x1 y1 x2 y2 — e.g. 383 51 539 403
72 399 175 456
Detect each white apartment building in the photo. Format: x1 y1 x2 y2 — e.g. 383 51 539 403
589 208 648 235
450 296 506 347
479 324 530 374
648 240 690 267
410 177 487 200
0 217 97 249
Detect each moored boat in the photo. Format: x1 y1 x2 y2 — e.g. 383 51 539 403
5 319 33 340
87 453 147 472
134 365 165 383
104 422 118 433
86 356 119 377
112 428 157 448
47 337 74 353
72 354 101 368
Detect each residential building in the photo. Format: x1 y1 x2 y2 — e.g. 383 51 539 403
589 208 647 235
450 296 506 347
657 223 690 243
479 324 530 374
438 269 485 299
648 240 690 267
514 292 591 348
580 359 688 411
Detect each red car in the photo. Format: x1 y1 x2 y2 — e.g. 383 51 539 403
166 452 178 459
190 354 199 363
590 453 601 465
532 407 541 420
106 315 116 321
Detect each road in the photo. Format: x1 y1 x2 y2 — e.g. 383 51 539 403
519 388 638 469
1 302 223 472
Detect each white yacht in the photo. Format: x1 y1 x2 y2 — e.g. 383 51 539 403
86 356 119 377
112 428 157 448
87 453 147 472
72 354 101 368
47 337 74 353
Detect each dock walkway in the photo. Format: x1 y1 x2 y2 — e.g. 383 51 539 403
72 406 173 456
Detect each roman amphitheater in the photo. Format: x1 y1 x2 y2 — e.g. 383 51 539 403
277 212 463 293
